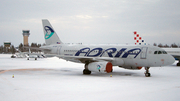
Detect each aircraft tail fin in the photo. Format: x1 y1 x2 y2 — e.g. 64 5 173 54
134 31 146 45
42 19 63 45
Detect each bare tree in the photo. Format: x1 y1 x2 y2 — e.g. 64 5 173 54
18 43 24 52
171 43 178 48
10 45 16 54
163 44 169 48
158 43 163 47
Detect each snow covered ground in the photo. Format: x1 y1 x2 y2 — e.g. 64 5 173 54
0 54 180 101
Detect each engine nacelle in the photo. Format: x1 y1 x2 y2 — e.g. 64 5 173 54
86 62 112 73
120 66 142 70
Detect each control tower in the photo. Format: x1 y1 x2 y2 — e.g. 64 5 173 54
22 30 30 46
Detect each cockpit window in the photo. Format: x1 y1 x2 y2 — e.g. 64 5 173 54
162 51 167 54
158 51 162 54
154 51 167 54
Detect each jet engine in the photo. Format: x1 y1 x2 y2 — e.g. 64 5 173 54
86 62 112 73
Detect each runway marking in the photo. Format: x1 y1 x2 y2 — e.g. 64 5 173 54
0 68 52 74
0 70 5 74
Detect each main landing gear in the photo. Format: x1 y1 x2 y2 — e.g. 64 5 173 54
83 69 91 75
144 67 151 77
83 63 91 75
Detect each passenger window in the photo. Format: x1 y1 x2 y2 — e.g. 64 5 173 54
154 51 157 54
158 51 162 54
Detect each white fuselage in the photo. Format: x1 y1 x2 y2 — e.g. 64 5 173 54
41 44 175 69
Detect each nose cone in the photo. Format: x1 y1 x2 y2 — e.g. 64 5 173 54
166 55 175 65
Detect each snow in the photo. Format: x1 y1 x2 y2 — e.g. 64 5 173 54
0 54 180 101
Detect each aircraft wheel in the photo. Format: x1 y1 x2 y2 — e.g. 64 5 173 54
144 67 151 77
35 58 37 60
27 58 29 60
83 69 91 75
177 62 180 66
145 73 151 77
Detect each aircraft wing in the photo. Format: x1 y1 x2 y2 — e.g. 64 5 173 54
56 55 114 63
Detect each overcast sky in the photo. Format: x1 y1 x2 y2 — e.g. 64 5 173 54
0 0 180 47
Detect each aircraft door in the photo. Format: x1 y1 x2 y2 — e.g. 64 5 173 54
57 46 62 55
141 47 148 59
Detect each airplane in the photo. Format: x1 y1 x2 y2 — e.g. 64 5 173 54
134 31 180 66
39 19 175 77
15 49 45 60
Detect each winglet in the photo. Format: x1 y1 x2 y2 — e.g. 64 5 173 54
134 31 146 45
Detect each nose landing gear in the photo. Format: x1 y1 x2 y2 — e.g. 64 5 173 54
177 61 180 66
144 67 151 77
